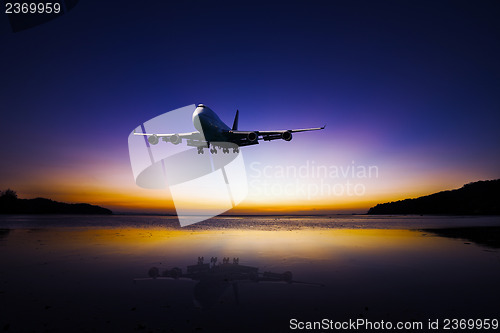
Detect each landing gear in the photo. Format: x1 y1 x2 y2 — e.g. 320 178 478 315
203 145 239 154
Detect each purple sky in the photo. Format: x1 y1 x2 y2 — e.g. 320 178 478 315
1 1 499 213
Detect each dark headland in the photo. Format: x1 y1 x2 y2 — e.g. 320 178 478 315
368 179 500 215
0 189 112 215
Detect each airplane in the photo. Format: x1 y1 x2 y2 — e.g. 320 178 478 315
134 104 325 154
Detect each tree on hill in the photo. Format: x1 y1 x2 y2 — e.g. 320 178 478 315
0 189 112 215
0 188 18 200
367 179 500 215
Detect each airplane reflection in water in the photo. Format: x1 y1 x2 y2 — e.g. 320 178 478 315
134 104 325 154
135 256 323 309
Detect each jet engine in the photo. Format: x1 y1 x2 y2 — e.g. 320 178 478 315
282 131 292 141
148 134 159 145
247 132 258 142
170 134 181 145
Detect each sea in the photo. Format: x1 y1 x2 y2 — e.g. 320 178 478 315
1 215 499 332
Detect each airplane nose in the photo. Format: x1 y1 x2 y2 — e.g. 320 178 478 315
193 106 205 118
192 106 206 131
193 104 207 116
192 104 213 124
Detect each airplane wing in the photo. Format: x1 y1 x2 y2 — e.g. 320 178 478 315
133 129 206 146
229 125 325 146
133 125 325 147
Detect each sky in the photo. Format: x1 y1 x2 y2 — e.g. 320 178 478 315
1 0 499 214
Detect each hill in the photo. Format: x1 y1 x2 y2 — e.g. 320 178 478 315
0 189 112 215
367 179 500 215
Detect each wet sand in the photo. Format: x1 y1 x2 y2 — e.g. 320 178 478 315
422 226 500 249
0 216 499 332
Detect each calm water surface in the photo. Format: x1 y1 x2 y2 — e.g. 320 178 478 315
0 215 499 332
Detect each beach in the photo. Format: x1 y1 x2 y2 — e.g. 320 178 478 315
1 215 499 332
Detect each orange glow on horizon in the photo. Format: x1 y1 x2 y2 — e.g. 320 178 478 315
11 179 478 215
12 185 458 215
6 153 490 215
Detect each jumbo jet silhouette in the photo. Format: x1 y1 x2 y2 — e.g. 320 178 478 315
134 104 325 154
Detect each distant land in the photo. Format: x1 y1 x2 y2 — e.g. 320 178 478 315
368 179 500 215
0 189 112 215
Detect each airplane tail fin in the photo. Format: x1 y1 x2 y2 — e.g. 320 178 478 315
232 110 239 131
